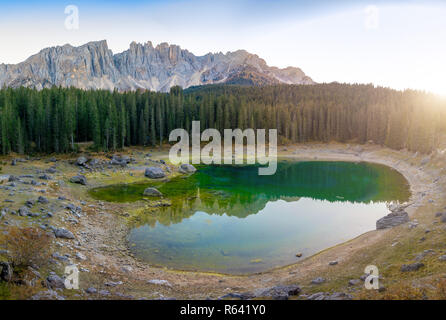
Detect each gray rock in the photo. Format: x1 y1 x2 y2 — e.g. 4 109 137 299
376 209 409 229
54 228 75 239
86 287 97 294
179 163 197 174
147 279 171 287
438 255 446 261
104 281 123 287
18 206 30 216
38 196 49 204
254 285 301 300
99 290 110 296
415 249 435 261
25 199 35 208
326 292 353 300
75 252 87 261
311 277 326 285
0 41 314 93
143 187 162 197
31 290 65 300
348 279 361 286
120 266 133 273
0 261 13 282
52 252 69 262
219 292 252 300
329 261 338 266
306 291 352 300
401 262 424 272
144 167 166 179
38 174 52 180
46 274 65 289
70 175 87 185
76 156 88 166
46 167 57 174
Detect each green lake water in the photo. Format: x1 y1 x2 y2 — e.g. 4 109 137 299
89 161 410 274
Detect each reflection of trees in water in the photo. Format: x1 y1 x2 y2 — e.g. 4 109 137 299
131 162 411 228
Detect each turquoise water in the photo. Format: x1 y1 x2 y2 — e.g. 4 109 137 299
91 161 410 274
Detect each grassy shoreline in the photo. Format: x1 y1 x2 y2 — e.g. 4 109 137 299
1 142 445 299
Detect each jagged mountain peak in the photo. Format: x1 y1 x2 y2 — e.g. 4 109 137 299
0 40 315 92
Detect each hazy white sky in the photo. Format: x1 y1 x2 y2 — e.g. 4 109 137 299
0 0 445 94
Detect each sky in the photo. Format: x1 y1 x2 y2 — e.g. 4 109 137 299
0 0 445 95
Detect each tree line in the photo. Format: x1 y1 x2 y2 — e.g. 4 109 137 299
0 83 444 155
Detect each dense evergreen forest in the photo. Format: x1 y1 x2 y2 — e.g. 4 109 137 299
0 83 444 155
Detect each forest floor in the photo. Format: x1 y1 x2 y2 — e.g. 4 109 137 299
1 142 446 300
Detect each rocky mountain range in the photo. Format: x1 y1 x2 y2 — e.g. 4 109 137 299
0 40 314 92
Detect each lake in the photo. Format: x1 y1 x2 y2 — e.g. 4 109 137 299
89 161 410 274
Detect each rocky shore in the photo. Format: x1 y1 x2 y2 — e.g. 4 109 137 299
1 142 446 300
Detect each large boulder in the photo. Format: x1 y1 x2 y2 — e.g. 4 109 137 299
76 156 88 166
70 175 87 185
179 163 197 174
376 209 409 229
145 167 166 179
143 187 162 197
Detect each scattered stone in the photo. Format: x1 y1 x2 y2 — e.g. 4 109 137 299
99 290 110 296
144 167 166 179
38 174 52 180
401 262 424 272
254 285 301 300
415 249 435 261
329 261 338 266
376 209 409 229
46 167 57 174
18 206 30 217
46 274 65 289
307 292 352 300
37 196 49 204
75 252 87 261
52 252 69 262
0 261 13 282
438 255 446 262
25 199 35 208
76 156 88 166
54 228 75 239
219 292 252 300
86 287 97 294
179 163 197 174
70 175 87 185
408 220 419 229
295 253 303 258
348 279 361 286
120 266 133 273
147 279 172 287
143 187 162 197
31 290 65 300
105 281 123 287
311 277 326 285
